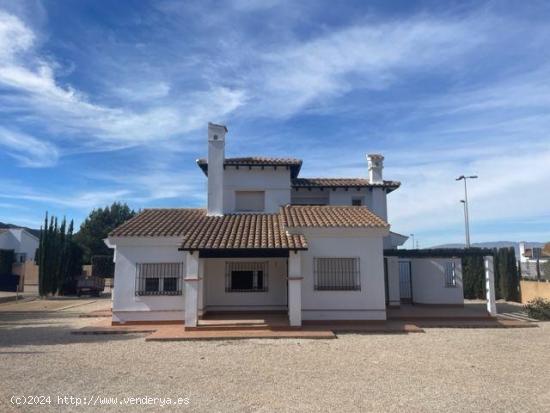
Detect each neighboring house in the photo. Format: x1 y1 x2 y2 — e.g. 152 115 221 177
106 123 464 326
0 228 39 263
519 241 549 279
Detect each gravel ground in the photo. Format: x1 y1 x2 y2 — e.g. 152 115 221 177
1 298 549 412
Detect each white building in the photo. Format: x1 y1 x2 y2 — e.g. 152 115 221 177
106 122 484 326
0 228 39 263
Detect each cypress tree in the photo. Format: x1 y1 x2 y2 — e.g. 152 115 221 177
38 212 48 297
56 218 66 294
507 247 520 302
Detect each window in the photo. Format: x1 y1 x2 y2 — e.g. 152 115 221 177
445 261 457 288
235 191 265 212
314 258 360 291
225 262 268 292
351 198 363 206
135 263 184 296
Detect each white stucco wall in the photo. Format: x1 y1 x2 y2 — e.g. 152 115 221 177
223 167 291 213
110 237 186 323
204 258 287 311
296 228 388 320
410 258 463 305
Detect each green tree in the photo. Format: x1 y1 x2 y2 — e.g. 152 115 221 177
75 202 135 264
462 254 485 299
38 213 84 296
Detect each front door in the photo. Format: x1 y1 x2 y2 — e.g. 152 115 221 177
399 260 413 303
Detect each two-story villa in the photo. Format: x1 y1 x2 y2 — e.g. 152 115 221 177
107 123 460 327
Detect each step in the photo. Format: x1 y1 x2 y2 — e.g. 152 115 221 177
186 318 291 332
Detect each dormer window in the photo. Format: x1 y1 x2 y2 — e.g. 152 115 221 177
235 191 265 212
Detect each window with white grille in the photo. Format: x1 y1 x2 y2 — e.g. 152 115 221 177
135 263 184 296
314 258 361 291
445 261 457 288
225 262 268 292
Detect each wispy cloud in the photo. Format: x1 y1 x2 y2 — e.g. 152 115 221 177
0 126 58 167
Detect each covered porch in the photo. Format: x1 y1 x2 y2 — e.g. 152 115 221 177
181 249 305 328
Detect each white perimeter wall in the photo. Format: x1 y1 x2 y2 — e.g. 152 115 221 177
111 238 186 322
297 228 387 320
223 167 291 213
410 258 463 305
204 258 287 311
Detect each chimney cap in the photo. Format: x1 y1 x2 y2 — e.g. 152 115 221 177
208 122 228 132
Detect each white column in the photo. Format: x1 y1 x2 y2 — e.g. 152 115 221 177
198 258 205 317
288 251 302 327
386 257 400 307
184 251 199 327
484 256 497 316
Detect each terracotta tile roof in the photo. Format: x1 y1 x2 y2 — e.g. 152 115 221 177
280 205 389 228
109 209 205 237
181 213 307 251
197 157 303 178
292 178 400 192
109 208 307 251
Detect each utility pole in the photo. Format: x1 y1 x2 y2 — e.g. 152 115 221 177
456 175 478 248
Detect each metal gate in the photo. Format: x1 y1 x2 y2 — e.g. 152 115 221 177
399 260 412 302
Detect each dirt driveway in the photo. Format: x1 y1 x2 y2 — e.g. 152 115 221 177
0 298 549 412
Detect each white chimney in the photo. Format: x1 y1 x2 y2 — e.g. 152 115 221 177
207 122 227 216
367 154 384 183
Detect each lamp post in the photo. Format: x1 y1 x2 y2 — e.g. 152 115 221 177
456 175 478 248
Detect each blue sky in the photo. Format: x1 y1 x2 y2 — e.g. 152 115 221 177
0 0 549 247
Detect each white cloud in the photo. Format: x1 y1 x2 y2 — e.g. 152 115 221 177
0 127 58 167
0 10 247 159
251 17 486 116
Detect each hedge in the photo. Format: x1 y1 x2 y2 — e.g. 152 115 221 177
91 255 115 278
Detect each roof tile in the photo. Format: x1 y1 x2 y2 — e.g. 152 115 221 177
281 205 389 228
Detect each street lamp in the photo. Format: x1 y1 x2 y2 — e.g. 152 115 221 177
456 175 478 248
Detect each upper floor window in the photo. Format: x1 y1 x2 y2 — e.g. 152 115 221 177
235 191 265 212
351 198 363 206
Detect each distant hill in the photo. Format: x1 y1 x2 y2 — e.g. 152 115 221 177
431 241 546 257
0 222 41 238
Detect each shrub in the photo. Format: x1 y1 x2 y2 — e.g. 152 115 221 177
0 249 14 276
91 255 114 278
524 298 550 320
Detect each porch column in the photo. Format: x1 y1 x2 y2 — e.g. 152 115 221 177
288 251 302 327
386 257 400 307
484 255 497 316
184 251 199 327
198 258 205 317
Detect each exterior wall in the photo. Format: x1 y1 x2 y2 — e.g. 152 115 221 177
223 167 291 213
0 229 39 262
297 228 388 320
410 258 463 305
110 237 186 323
328 188 368 206
520 280 550 303
204 258 287 311
291 188 329 205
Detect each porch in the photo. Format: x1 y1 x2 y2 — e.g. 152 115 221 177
182 250 304 328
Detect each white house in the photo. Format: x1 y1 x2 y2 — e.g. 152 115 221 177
106 122 490 326
0 228 39 263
